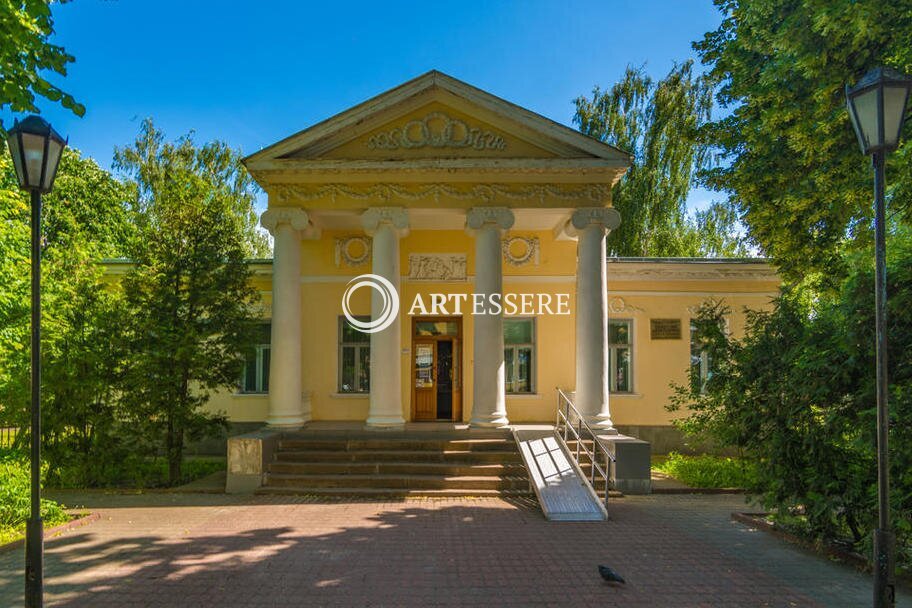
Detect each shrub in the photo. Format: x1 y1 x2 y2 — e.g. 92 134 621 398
653 452 757 488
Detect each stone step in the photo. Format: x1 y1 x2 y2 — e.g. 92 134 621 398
275 449 523 464
268 461 526 477
256 486 534 498
277 438 515 452
264 473 530 491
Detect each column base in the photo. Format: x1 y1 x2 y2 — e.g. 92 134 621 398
265 414 307 430
470 413 510 428
365 415 406 429
585 413 618 433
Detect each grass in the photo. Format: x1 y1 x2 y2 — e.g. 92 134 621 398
652 451 757 489
0 452 70 546
0 511 72 546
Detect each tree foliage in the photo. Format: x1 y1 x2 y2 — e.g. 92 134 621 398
0 147 134 484
669 243 912 570
0 0 84 119
574 62 747 257
113 119 261 484
695 0 912 284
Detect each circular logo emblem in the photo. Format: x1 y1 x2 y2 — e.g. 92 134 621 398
341 274 399 334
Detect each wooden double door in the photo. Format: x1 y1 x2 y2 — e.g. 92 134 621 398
411 317 462 422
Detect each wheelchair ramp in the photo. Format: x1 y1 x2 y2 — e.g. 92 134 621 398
513 429 608 521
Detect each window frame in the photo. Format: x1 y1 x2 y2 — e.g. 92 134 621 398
239 322 271 394
689 317 728 394
338 315 371 394
504 317 536 394
608 318 633 393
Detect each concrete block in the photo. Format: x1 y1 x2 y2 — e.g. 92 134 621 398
597 433 652 495
226 428 281 493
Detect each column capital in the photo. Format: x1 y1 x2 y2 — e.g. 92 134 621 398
362 207 409 237
570 207 621 232
260 207 311 235
466 207 515 233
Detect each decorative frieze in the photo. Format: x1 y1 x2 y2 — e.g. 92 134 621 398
408 254 467 282
502 236 540 267
365 111 507 151
272 183 613 206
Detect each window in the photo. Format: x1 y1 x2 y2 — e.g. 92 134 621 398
504 318 535 393
690 320 715 393
339 316 370 393
608 319 632 393
240 323 271 393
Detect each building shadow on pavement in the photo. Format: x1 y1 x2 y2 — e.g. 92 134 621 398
0 495 880 607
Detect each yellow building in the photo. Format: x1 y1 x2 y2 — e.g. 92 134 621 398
206 71 778 453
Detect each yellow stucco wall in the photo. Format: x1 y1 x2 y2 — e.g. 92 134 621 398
203 228 779 428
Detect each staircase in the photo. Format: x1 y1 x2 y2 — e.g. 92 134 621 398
257 431 532 498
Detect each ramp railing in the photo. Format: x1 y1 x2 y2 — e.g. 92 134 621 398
555 388 615 507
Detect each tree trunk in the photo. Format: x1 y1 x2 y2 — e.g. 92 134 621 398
166 418 184 486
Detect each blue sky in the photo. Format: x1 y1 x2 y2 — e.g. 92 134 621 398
6 0 724 212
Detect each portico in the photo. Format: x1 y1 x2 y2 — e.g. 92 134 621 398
242 71 631 431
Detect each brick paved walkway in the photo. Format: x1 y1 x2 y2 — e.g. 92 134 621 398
0 492 908 607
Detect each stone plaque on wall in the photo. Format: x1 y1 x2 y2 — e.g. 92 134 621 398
408 254 467 282
650 318 682 340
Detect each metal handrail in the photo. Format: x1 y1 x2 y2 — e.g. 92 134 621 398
555 388 615 508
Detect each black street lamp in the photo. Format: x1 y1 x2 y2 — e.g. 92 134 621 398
846 66 912 608
5 115 67 608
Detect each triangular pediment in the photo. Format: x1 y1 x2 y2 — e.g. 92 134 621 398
244 71 631 168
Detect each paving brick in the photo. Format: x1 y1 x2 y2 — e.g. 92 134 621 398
0 492 907 607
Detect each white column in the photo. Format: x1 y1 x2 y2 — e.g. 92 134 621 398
261 207 311 429
466 207 514 428
362 207 409 428
570 207 621 431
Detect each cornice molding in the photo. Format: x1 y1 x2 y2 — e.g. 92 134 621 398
606 263 778 282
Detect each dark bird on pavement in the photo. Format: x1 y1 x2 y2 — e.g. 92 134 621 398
598 565 626 585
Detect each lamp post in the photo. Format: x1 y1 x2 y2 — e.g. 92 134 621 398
5 116 67 608
846 66 912 608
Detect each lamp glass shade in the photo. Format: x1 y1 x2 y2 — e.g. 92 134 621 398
21 132 47 190
848 87 880 153
6 132 25 190
42 136 65 191
5 115 67 193
884 83 911 150
846 67 912 155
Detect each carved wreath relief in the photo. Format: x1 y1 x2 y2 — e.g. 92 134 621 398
334 236 371 267
502 236 540 267
366 112 507 151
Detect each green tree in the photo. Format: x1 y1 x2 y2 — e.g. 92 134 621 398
0 147 133 483
0 0 84 119
574 62 746 257
669 245 912 570
114 119 261 484
695 0 912 284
